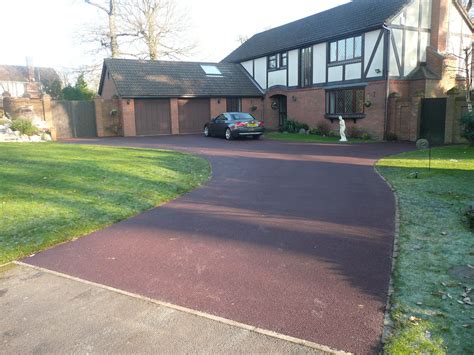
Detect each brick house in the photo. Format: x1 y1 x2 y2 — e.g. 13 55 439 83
99 0 473 143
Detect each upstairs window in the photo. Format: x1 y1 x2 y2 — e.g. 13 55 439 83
280 52 288 68
300 46 312 87
268 52 288 70
268 55 277 70
330 36 362 63
326 88 365 115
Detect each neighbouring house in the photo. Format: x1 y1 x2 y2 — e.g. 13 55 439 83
0 63 60 99
98 0 473 143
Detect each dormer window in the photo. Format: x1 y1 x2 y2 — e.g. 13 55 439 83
330 35 362 63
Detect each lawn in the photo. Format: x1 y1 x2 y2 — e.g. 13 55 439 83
0 143 210 264
266 132 372 143
377 145 474 354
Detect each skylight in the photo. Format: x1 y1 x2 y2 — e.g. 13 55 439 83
201 65 222 76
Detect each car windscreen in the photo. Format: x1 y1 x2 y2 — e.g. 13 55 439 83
230 113 255 121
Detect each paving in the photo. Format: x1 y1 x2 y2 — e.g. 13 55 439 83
0 263 326 354
22 136 413 354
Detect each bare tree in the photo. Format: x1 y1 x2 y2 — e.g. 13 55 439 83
84 0 121 57
445 46 473 112
119 0 194 60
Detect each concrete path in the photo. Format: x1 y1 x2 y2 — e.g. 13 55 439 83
22 136 413 353
0 263 334 354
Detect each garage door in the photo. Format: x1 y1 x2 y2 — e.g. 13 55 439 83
135 99 171 135
178 99 211 134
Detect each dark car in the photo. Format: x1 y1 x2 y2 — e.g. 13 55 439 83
203 112 265 140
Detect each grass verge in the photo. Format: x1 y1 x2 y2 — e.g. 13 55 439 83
0 143 210 264
265 132 372 143
377 145 474 354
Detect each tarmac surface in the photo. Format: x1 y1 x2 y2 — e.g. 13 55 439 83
23 136 413 353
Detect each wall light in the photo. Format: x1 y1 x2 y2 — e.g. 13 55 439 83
292 96 297 102
126 99 131 105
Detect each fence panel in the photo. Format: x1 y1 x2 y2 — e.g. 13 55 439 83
51 101 97 138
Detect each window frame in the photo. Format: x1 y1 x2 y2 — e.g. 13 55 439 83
325 88 366 118
280 52 288 68
300 46 313 88
268 55 278 70
329 35 363 64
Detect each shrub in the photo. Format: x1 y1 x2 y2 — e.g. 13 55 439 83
386 132 398 141
347 126 372 140
281 119 309 133
309 128 320 135
328 130 339 137
316 121 331 136
10 118 38 136
460 111 474 145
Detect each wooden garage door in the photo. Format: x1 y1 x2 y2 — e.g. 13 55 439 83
135 99 171 135
178 99 211 134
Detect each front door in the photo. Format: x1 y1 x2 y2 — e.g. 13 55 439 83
272 95 287 128
419 98 446 145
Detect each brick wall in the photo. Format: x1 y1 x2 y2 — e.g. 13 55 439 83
263 81 387 140
210 98 226 118
121 99 136 137
241 98 264 121
95 98 122 137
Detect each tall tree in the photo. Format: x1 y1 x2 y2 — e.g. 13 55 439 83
84 0 120 57
119 0 194 60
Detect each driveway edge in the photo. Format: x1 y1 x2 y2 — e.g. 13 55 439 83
14 261 350 355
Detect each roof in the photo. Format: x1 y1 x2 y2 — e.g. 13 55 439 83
99 58 264 98
405 64 441 80
0 65 60 84
222 0 411 63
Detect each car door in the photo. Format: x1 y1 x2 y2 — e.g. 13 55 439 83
213 114 227 137
208 115 220 136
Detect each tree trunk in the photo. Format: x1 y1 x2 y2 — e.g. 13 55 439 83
109 0 119 58
464 48 472 112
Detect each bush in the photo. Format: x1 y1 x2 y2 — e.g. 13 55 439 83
281 119 309 133
460 111 474 145
309 128 320 135
10 118 38 136
316 121 331 136
347 126 372 140
328 130 339 137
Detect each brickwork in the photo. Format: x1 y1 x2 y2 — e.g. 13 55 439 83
241 98 264 121
120 99 136 137
210 98 226 118
95 98 122 137
170 98 180 134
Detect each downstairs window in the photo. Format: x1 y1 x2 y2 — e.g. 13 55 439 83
326 88 365 117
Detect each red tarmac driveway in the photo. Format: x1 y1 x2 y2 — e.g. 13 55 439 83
24 136 413 354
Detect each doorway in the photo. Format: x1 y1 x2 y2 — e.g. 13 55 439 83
419 98 446 145
272 95 287 128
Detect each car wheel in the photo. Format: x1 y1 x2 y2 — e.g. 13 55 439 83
204 126 210 137
252 135 261 140
225 128 233 140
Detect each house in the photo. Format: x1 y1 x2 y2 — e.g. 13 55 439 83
0 63 60 99
98 0 473 143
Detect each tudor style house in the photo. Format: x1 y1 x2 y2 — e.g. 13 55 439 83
99 0 473 143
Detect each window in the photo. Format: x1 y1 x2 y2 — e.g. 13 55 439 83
201 65 222 76
280 52 288 68
300 46 312 87
330 36 362 63
229 113 255 121
226 97 242 112
268 55 277 70
326 88 365 115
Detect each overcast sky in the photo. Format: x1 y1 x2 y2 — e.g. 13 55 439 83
1 0 349 71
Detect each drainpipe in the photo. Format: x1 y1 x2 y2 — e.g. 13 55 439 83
383 24 391 141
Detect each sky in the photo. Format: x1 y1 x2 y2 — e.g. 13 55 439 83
0 0 349 73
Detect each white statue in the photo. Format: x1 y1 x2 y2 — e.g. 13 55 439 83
338 116 348 142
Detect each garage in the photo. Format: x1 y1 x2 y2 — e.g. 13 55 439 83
178 99 211 134
135 99 171 136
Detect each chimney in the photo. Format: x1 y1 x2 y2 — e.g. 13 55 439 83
26 56 35 82
430 0 450 53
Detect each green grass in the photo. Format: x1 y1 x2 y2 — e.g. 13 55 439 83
0 143 210 264
377 145 474 354
266 132 372 143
